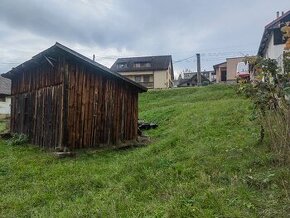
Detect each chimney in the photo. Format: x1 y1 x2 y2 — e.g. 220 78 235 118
93 54 95 61
282 11 285 16
276 11 280 19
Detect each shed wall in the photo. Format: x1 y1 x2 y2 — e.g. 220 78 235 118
10 59 64 148
9 55 139 149
67 61 139 148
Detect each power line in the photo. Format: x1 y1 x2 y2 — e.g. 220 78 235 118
173 49 256 64
173 55 196 63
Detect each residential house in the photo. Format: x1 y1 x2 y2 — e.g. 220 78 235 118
183 70 215 82
2 42 147 149
213 62 227 83
214 57 248 83
111 55 174 89
0 76 11 117
177 73 211 87
258 10 290 64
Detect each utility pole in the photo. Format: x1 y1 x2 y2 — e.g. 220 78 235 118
196 53 201 86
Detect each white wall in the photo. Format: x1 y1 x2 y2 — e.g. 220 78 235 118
0 96 11 115
120 69 172 89
265 34 285 60
153 70 172 88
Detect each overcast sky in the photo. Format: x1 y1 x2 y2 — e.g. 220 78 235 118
0 0 289 78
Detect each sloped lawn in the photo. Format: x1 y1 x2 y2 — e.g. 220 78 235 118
0 85 289 217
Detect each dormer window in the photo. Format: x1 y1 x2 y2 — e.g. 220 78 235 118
117 63 128 69
134 62 151 68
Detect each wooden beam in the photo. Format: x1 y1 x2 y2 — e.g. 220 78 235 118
62 60 69 148
44 55 54 67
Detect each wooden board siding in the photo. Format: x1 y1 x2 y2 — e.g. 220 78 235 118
10 58 64 148
10 85 63 148
11 60 63 95
67 61 139 148
9 54 139 149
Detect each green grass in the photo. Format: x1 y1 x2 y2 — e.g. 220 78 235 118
0 120 6 133
1 85 289 217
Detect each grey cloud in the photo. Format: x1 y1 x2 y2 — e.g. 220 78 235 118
0 0 289 74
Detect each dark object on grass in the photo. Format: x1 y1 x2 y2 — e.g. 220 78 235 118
0 132 12 140
138 120 158 130
54 146 76 158
54 152 76 158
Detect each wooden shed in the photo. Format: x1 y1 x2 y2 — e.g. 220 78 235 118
2 42 147 149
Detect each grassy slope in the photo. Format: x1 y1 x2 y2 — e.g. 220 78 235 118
0 121 5 133
0 85 289 217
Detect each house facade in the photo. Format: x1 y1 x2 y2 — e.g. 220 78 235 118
111 55 174 89
183 70 215 82
214 57 247 83
177 73 211 87
2 42 146 149
258 10 290 64
0 76 11 116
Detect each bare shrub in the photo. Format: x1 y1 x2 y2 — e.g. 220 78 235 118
261 108 290 162
239 52 290 163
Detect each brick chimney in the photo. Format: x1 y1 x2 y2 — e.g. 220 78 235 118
276 11 280 19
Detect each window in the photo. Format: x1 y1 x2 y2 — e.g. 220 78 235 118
135 76 142 82
143 62 151 67
273 28 286 45
117 63 127 69
143 75 150 82
0 97 5 102
134 62 151 68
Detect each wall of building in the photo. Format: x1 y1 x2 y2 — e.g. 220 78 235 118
168 63 174 87
119 71 153 76
154 70 172 88
226 57 245 81
119 71 154 88
215 63 227 83
215 57 247 83
0 96 11 115
264 33 285 60
119 69 172 89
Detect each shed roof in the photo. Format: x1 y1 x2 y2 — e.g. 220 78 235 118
1 42 147 92
110 55 172 73
0 76 11 96
258 10 290 56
